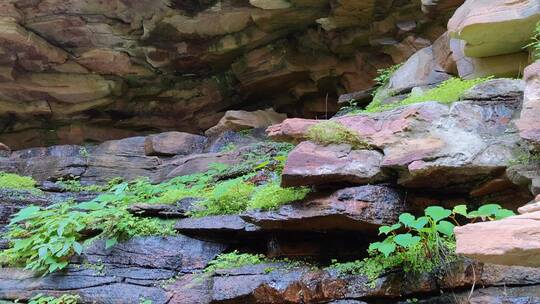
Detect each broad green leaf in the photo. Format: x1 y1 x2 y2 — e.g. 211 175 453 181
476 204 502 217
494 209 515 220
368 241 382 252
425 206 452 222
75 201 103 211
399 213 416 227
453 205 468 216
378 223 401 235
10 206 41 224
436 220 456 237
410 217 429 230
394 233 421 248
38 247 48 259
72 242 83 255
377 242 397 257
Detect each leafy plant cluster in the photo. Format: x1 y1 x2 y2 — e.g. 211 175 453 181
27 294 80 304
508 149 540 166
363 77 490 113
330 204 515 287
368 63 404 107
157 142 310 217
203 250 267 274
1 142 308 274
306 121 371 150
0 171 38 191
525 21 540 60
1 183 176 274
55 176 123 192
202 250 311 277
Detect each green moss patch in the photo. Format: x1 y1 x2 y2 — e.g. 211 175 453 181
363 77 491 113
307 121 371 150
0 172 37 190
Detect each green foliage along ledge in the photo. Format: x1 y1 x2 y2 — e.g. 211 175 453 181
0 141 309 274
330 204 515 287
0 172 37 190
363 77 491 113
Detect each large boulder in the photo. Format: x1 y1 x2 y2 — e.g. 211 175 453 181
205 109 287 136
450 39 530 79
281 141 387 187
377 45 452 99
448 0 540 58
273 81 525 193
144 132 207 156
455 211 540 267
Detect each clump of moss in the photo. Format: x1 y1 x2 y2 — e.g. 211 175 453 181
307 121 371 149
0 172 37 190
364 77 491 113
247 180 310 211
508 149 540 166
204 251 267 274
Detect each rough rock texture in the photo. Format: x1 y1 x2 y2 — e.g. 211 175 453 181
0 0 462 149
144 132 207 156
455 211 540 267
0 236 226 304
242 185 406 232
448 0 540 58
450 39 530 79
517 61 540 148
175 215 261 240
273 79 525 193
205 109 287 136
0 131 275 185
162 261 540 304
281 142 387 187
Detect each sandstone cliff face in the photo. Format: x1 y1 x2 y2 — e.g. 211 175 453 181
1 0 540 303
0 0 461 149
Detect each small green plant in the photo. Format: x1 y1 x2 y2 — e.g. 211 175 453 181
525 21 540 60
55 176 123 192
508 149 540 166
306 121 371 149
79 147 90 158
339 99 360 113
247 180 309 210
204 250 266 274
330 204 515 287
0 172 37 190
1 141 305 274
220 143 237 153
1 183 176 274
373 64 403 89
367 63 404 108
28 294 80 304
364 77 490 113
190 177 255 216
